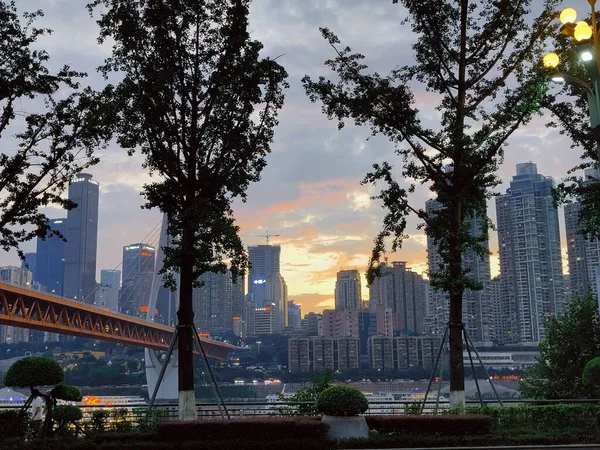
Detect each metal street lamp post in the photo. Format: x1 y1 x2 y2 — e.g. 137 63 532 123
544 3 600 156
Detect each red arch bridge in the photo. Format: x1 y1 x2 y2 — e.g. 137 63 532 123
0 282 235 361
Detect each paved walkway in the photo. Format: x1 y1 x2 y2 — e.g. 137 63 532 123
339 445 600 450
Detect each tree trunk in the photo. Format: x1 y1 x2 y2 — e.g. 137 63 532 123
177 221 197 420
42 395 53 438
448 202 465 410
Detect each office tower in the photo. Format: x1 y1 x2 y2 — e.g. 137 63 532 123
253 303 277 335
192 270 233 335
368 261 425 335
426 200 492 345
496 162 564 345
334 269 362 310
96 270 121 312
34 218 67 295
120 243 155 316
63 173 99 302
288 301 302 330
248 245 283 332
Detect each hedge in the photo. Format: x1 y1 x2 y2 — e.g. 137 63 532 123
317 386 369 416
0 409 28 440
156 417 328 441
365 415 492 436
462 404 600 434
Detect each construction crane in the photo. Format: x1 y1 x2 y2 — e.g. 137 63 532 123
244 230 281 245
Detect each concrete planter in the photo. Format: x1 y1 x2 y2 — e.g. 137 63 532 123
321 415 369 440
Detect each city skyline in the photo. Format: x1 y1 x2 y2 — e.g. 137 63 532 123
0 1 579 314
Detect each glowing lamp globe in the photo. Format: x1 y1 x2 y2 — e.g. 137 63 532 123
543 52 559 69
574 21 593 41
559 8 577 25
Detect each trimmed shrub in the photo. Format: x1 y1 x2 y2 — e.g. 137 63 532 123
0 409 28 439
3 357 63 388
463 404 600 434
583 357 600 391
89 409 111 433
54 405 83 425
52 385 83 402
133 408 168 432
316 386 368 416
156 417 328 442
365 415 492 436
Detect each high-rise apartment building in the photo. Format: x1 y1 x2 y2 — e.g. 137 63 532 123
335 269 362 310
0 266 34 343
96 269 121 312
564 169 600 300
496 162 564 345
192 270 233 335
368 261 425 335
63 174 99 302
426 199 492 345
35 218 67 295
120 243 155 316
369 336 441 370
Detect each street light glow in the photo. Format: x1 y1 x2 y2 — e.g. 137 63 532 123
543 52 559 69
551 75 565 82
581 50 594 61
574 21 593 41
560 8 577 25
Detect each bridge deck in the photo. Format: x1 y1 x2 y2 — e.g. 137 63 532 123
0 283 234 361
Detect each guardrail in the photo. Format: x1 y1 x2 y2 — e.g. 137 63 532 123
4 398 600 428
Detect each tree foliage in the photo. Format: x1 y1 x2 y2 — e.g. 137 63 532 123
0 0 108 256
582 357 600 397
282 370 334 416
3 357 82 438
303 0 559 405
88 0 288 285
520 292 600 399
3 356 63 388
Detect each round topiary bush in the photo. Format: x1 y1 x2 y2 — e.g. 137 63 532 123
583 357 600 389
3 357 63 388
316 385 368 416
52 384 83 402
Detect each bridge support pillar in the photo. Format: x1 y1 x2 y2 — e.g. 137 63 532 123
145 347 179 400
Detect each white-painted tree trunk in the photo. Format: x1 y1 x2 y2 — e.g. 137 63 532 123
179 390 197 420
450 390 465 410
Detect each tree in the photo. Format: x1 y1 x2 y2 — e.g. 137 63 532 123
3 357 83 437
87 0 288 419
303 0 559 408
0 0 109 256
281 369 334 416
520 291 600 399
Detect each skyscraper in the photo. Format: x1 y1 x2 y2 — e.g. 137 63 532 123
564 169 600 300
565 201 590 299
426 199 492 345
63 173 99 302
496 162 564 345
368 261 426 335
248 245 282 330
334 269 362 310
120 243 155 316
35 218 67 295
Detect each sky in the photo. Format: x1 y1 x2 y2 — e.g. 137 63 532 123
1 0 580 314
